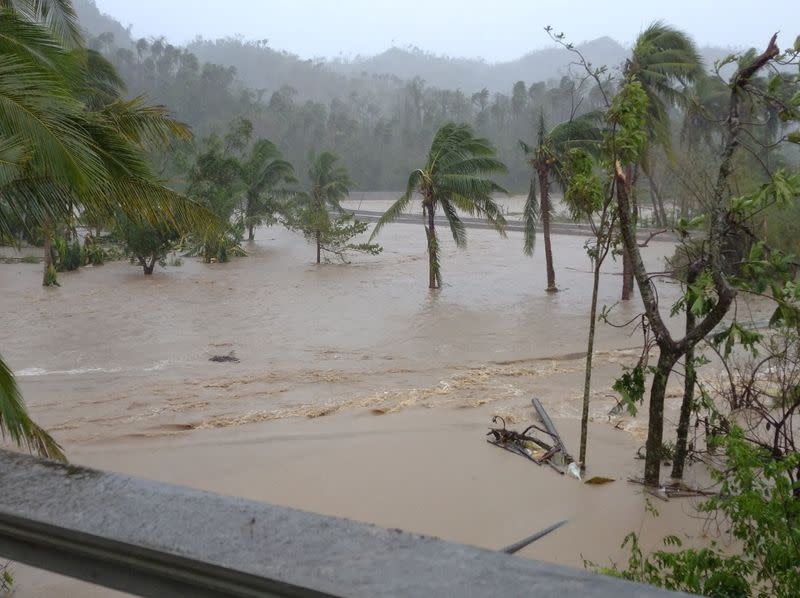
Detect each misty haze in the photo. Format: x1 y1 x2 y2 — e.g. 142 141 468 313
1 1 799 596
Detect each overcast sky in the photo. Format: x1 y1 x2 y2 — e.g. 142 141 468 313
92 0 793 62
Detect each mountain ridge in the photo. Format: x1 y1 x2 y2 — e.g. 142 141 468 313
75 0 741 97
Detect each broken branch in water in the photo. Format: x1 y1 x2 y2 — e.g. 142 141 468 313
486 399 576 477
627 477 719 499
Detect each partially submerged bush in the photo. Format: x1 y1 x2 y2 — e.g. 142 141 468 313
598 431 800 597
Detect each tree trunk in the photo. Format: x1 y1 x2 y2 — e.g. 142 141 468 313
539 168 557 293
644 347 680 486
425 204 440 289
646 171 668 227
671 266 699 479
612 37 778 488
622 250 634 300
42 226 54 286
248 225 255 242
138 255 156 275
316 230 321 265
579 258 603 470
621 164 637 301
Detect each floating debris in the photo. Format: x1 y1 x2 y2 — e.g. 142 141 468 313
209 351 240 363
486 398 577 477
584 476 616 485
627 477 718 500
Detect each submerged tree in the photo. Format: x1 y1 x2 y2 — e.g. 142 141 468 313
286 151 379 263
242 139 295 241
371 122 507 289
115 214 181 274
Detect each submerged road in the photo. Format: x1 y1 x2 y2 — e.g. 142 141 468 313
346 209 675 242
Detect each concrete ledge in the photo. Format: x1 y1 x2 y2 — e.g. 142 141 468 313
0 450 683 597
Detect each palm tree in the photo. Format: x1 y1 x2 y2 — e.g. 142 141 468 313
371 122 507 289
241 139 295 241
618 22 703 298
520 112 602 292
0 0 214 457
303 151 352 264
626 22 703 145
680 75 729 153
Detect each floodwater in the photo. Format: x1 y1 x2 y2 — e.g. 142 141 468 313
1 214 680 445
2 209 715 596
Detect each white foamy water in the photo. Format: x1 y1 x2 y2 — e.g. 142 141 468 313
15 360 172 377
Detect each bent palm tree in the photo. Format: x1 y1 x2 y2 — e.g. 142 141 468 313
618 21 703 298
520 112 601 292
371 122 507 289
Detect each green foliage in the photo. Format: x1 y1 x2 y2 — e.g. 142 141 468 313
42 263 58 286
1 562 12 593
606 79 649 164
712 321 763 358
599 431 800 597
670 270 716 317
82 240 105 265
52 237 82 271
186 118 294 247
563 148 604 218
290 211 382 263
625 21 703 148
114 214 181 274
285 151 380 262
612 365 646 416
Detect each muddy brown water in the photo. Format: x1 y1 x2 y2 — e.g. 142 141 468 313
2 217 720 596
1 220 681 443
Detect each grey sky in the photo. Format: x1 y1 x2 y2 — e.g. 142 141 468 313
92 0 795 62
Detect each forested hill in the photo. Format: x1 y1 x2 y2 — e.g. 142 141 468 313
72 0 741 192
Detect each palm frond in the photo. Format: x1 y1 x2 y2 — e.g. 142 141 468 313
0 55 105 187
101 97 191 147
0 8 72 72
81 48 125 107
628 21 703 146
523 178 539 256
0 134 29 185
440 198 467 248
0 352 65 461
2 0 82 48
0 175 72 237
369 170 420 241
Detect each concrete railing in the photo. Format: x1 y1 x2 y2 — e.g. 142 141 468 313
0 450 683 597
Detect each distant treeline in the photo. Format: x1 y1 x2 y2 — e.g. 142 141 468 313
76 0 798 242
89 31 615 191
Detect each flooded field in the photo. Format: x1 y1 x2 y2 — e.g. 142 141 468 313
0 214 681 443
1 216 715 596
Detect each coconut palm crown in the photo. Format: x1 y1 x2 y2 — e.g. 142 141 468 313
370 122 508 289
